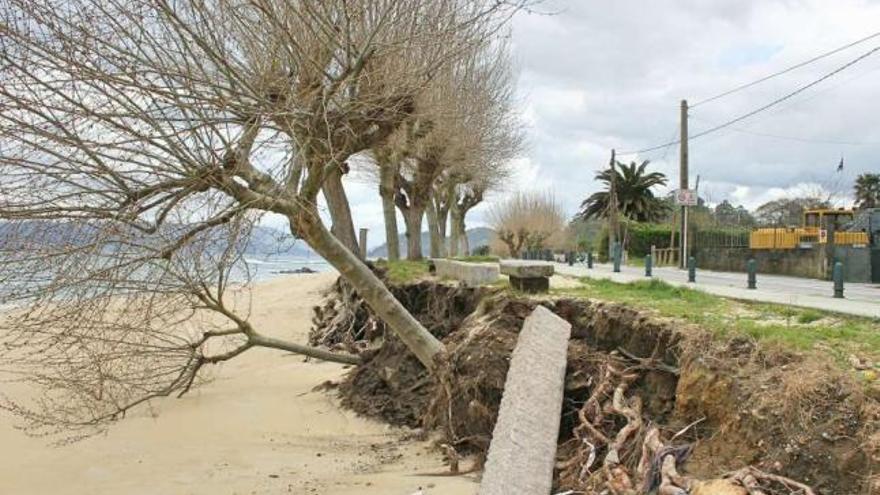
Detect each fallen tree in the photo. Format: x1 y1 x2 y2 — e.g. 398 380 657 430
0 0 531 439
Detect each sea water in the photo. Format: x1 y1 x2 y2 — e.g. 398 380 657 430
237 255 333 283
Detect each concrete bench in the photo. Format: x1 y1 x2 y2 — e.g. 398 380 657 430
479 306 572 495
431 258 499 286
499 260 554 293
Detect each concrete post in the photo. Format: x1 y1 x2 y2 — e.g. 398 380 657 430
687 256 696 283
358 228 368 260
645 254 653 277
833 261 845 298
479 306 571 495
747 258 757 289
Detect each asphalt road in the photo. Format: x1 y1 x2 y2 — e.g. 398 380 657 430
553 261 880 319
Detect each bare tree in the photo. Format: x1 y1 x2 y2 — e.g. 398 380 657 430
489 191 566 258
383 39 521 259
0 0 529 437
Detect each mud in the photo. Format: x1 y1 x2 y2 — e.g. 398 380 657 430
316 280 879 494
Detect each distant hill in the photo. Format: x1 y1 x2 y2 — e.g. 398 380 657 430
369 227 494 258
245 226 316 257
0 220 315 258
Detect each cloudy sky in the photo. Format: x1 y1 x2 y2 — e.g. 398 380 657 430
339 0 880 248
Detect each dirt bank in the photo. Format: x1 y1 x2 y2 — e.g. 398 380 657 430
332 280 880 494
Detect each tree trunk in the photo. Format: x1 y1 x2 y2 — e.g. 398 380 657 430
458 215 469 256
449 212 468 256
433 183 451 257
449 216 461 257
293 210 445 370
322 164 359 256
449 202 465 257
426 199 444 258
379 165 400 261
403 206 425 260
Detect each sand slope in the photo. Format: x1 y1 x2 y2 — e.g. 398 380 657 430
0 273 478 495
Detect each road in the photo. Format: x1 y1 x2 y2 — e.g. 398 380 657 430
553 261 880 319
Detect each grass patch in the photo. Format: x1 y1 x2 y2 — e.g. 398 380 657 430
375 260 430 284
453 255 500 263
797 309 824 325
377 261 880 364
555 277 880 363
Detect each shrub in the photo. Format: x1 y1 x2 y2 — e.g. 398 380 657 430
471 245 491 256
488 191 568 257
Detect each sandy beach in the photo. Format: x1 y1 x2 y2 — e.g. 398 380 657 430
0 273 478 495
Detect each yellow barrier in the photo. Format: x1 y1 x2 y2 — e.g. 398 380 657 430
749 228 870 249
834 231 869 245
749 229 800 249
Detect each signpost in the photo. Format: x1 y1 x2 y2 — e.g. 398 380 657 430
676 188 697 270
675 189 698 206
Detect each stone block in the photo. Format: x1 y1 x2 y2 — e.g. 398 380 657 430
478 306 571 495
499 260 555 278
432 259 499 286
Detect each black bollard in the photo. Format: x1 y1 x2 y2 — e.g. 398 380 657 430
568 251 574 266
747 258 757 289
833 261 844 298
587 251 594 269
687 256 696 283
645 254 653 277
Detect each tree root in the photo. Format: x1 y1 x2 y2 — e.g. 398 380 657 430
556 359 816 495
309 275 385 353
725 467 817 495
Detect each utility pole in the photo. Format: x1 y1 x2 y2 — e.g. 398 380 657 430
608 149 620 259
691 173 700 259
679 99 689 268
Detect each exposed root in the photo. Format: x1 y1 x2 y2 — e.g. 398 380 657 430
309 275 383 353
331 280 874 493
726 467 817 495
556 359 816 495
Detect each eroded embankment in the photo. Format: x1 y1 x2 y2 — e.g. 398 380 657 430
313 280 879 494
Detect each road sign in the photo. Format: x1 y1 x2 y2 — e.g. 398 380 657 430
675 189 698 206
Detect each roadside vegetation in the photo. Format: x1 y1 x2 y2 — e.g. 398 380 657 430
452 255 500 263
381 260 880 368
555 277 880 367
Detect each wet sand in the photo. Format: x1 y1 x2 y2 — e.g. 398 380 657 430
0 273 478 495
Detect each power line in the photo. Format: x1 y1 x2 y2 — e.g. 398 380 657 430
689 115 880 146
689 44 880 140
691 30 880 107
618 43 880 156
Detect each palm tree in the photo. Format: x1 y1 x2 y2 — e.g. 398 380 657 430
854 173 880 209
576 160 669 222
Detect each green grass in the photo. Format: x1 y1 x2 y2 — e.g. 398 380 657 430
797 309 824 325
554 277 880 362
376 260 430 284
453 255 500 263
378 260 880 364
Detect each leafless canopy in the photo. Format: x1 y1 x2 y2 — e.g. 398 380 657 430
489 191 567 257
0 0 532 439
361 37 523 258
